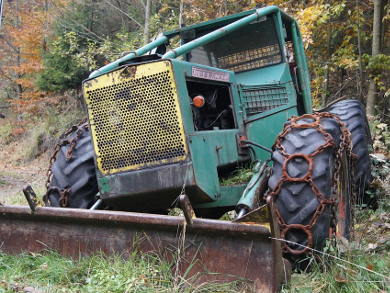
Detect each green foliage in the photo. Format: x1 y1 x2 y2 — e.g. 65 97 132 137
281 249 390 292
282 203 390 292
0 122 14 145
370 154 390 180
82 253 172 292
36 53 89 92
0 250 251 292
365 126 390 208
150 10 180 37
293 0 388 106
23 104 85 161
331 44 359 70
220 166 254 186
92 32 144 65
0 251 170 292
363 53 390 93
37 33 90 91
370 119 390 152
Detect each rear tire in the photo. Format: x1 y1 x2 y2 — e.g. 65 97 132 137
268 115 352 266
45 122 98 209
329 100 372 201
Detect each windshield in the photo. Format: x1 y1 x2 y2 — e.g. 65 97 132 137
186 17 282 73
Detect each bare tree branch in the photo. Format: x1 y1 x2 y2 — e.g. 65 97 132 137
0 26 20 53
0 67 16 83
102 0 144 29
137 0 146 10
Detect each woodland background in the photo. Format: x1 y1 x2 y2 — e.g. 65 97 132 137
1 1 390 292
0 0 390 151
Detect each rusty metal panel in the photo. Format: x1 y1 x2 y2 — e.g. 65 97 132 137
0 205 289 292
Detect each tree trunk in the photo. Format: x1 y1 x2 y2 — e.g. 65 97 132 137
366 0 384 116
15 0 22 121
179 0 184 27
144 0 151 44
0 0 4 31
356 0 363 102
322 23 332 107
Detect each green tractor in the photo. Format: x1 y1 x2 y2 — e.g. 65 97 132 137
47 4 372 264
1 5 372 292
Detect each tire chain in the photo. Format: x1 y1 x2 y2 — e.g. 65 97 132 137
266 112 355 256
43 117 88 207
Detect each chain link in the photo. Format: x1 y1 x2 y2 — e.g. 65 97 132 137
43 117 88 207
266 112 355 256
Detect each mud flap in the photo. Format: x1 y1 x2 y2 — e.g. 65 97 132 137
0 197 290 292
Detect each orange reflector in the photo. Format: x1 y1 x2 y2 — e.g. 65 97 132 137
193 95 205 107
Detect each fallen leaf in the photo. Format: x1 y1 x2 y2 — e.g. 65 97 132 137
378 237 387 245
373 221 383 229
349 241 360 251
337 236 350 253
40 263 48 270
366 243 377 252
23 286 43 293
10 283 23 291
335 274 349 283
336 264 358 277
386 280 390 288
139 275 148 283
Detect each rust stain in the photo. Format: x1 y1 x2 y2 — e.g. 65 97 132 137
0 205 288 292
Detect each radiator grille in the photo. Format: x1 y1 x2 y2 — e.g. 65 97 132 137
84 61 187 175
242 87 288 116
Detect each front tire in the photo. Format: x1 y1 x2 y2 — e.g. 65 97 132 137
268 114 353 264
45 121 98 209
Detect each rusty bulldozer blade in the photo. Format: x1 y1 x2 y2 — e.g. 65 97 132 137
0 195 290 292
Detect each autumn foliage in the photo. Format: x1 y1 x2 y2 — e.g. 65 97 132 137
0 0 389 120
1 1 55 113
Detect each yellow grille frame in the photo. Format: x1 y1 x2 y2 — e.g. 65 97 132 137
83 60 188 175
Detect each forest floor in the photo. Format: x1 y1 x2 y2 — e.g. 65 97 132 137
0 140 47 206
0 120 390 292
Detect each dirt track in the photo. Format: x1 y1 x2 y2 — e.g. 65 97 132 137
0 141 47 205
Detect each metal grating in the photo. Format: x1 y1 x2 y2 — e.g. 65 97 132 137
84 62 187 175
242 87 288 116
218 45 282 73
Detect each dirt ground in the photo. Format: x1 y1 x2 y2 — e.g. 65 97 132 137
0 141 48 205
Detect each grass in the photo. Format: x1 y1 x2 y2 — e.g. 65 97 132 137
281 251 390 293
281 243 390 292
0 177 10 186
23 106 85 161
0 186 389 290
0 251 172 292
0 184 46 206
0 250 251 292
283 226 390 292
1 108 390 292
0 190 388 291
0 169 46 206
219 165 254 186
1 202 389 292
0 101 83 206
280 188 390 293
